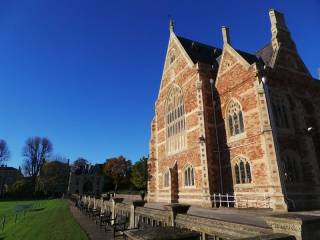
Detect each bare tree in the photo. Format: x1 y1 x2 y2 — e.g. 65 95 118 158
0 139 10 197
73 157 89 168
22 137 53 188
0 139 10 165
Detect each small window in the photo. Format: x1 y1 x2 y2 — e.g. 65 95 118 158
227 100 244 137
234 157 252 184
164 170 170 188
184 165 195 187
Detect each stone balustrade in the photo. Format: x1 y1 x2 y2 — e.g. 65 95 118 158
135 206 171 227
76 195 320 240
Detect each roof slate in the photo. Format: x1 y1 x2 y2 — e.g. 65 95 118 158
177 35 262 66
256 44 273 65
177 36 222 65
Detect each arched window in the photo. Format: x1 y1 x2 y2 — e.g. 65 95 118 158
184 165 195 187
282 151 300 183
164 170 170 188
271 96 290 129
166 85 186 154
227 100 244 137
234 157 252 184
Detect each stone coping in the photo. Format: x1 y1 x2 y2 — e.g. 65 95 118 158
265 213 320 224
237 233 295 240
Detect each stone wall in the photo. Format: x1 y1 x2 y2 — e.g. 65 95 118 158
76 194 320 239
148 32 211 206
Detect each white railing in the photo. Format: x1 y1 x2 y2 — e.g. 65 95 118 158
212 193 235 208
212 193 271 209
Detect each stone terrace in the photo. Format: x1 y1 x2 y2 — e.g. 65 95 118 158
75 195 320 240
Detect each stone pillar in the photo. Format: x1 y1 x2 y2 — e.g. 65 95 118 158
100 196 105 212
129 200 146 229
164 204 190 227
111 198 123 224
90 195 95 208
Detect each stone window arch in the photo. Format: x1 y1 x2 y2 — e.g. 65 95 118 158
233 157 252 184
166 85 186 154
227 99 244 137
281 150 301 183
163 169 170 188
184 164 195 187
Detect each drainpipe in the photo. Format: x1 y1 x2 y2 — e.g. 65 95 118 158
210 78 223 194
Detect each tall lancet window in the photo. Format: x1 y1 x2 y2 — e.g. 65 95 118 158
227 100 244 137
234 157 252 184
166 85 186 154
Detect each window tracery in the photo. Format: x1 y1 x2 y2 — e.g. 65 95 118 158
227 100 244 137
234 157 252 184
166 85 186 154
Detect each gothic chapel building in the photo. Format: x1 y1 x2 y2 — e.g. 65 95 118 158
147 9 320 211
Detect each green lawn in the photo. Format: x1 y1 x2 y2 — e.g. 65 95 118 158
0 199 88 240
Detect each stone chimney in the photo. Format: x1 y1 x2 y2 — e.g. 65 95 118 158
269 9 296 51
221 26 231 45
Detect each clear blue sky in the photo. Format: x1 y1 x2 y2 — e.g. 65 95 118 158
0 0 319 168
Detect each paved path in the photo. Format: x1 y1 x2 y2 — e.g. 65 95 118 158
69 202 122 240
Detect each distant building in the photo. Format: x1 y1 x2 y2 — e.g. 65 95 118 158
148 9 320 211
0 165 23 195
67 164 104 195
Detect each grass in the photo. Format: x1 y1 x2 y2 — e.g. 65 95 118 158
0 199 88 240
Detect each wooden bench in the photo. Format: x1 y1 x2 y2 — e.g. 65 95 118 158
96 210 112 228
109 215 129 238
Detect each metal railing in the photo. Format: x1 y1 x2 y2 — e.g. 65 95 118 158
212 193 271 209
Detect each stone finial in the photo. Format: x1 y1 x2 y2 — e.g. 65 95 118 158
268 9 296 51
221 26 231 45
269 9 288 32
169 17 174 33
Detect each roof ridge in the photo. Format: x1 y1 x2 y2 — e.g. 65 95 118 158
256 43 272 54
176 35 217 50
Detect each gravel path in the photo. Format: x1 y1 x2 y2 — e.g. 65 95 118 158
69 201 122 240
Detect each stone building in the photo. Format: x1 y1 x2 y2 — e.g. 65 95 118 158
0 165 23 196
68 164 104 195
147 9 320 211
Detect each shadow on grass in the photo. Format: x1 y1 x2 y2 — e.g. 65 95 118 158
29 208 45 212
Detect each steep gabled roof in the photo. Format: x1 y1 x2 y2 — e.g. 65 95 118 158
177 36 222 65
256 44 273 66
236 49 260 64
177 35 260 66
